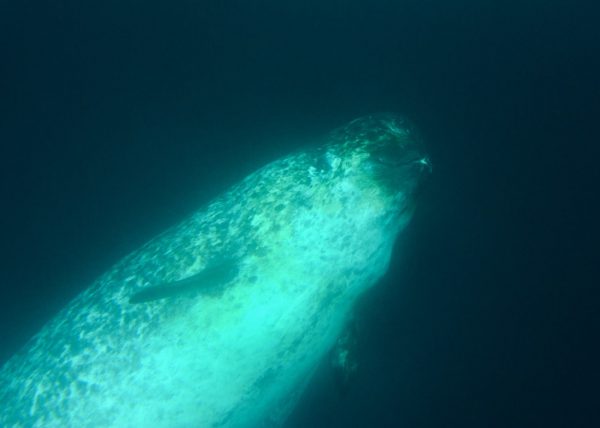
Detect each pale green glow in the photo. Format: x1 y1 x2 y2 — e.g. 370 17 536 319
0 115 428 427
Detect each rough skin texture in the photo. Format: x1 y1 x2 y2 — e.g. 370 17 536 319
0 114 428 428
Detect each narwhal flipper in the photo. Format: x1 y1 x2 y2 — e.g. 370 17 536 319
129 260 238 304
330 317 359 395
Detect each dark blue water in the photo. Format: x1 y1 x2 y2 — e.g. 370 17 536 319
1 1 598 426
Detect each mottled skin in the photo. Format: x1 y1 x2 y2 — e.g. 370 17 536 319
0 114 429 427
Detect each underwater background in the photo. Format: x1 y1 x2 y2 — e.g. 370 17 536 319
1 1 598 427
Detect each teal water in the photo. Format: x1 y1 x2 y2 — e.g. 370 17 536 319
1 1 598 426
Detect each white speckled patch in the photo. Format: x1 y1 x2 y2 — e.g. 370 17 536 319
0 114 428 428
